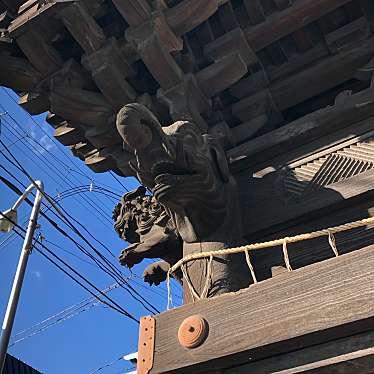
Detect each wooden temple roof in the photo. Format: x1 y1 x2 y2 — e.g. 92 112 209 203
1 0 374 176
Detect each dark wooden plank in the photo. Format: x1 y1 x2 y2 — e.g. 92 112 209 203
166 0 218 36
151 244 374 373
0 55 41 91
244 0 353 52
324 16 370 53
243 0 265 25
112 0 151 26
82 38 136 110
228 85 374 167
204 27 257 66
271 36 374 110
224 330 374 373
196 53 248 98
229 70 269 99
245 167 374 236
60 2 106 54
1 0 23 15
15 27 62 76
266 42 329 82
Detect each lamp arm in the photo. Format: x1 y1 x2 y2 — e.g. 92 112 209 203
11 180 44 211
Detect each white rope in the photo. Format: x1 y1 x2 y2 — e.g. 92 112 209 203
166 216 374 308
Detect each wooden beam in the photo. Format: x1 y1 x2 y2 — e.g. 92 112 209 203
270 37 374 111
166 0 218 36
243 0 265 25
0 55 40 91
82 38 137 110
126 15 184 89
49 88 113 128
324 17 370 54
244 0 353 52
204 27 257 66
228 86 374 166
195 54 247 98
150 244 374 373
54 123 85 146
60 2 106 54
15 28 62 76
111 0 151 26
18 92 49 115
8 1 67 35
224 330 374 373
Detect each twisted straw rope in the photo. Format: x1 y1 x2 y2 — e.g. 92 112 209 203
167 216 374 308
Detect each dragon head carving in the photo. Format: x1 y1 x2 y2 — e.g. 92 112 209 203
113 185 182 285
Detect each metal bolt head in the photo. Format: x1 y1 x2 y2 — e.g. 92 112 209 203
178 315 208 349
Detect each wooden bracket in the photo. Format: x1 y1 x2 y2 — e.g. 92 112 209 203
137 316 156 374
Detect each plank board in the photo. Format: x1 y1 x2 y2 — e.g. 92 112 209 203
151 244 374 373
224 330 374 373
245 0 353 51
228 86 374 169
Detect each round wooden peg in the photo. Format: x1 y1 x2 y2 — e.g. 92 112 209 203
178 315 208 349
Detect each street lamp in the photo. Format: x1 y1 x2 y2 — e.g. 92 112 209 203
0 181 44 374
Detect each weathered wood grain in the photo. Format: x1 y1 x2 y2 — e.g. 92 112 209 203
244 0 353 51
60 2 106 54
228 86 374 167
245 167 374 236
196 54 247 98
15 28 62 76
151 244 374 373
166 0 218 36
272 36 374 110
224 330 374 373
0 56 40 91
112 0 151 26
82 38 137 110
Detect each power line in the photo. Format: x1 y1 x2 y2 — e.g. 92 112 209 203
110 171 130 193
0 117 114 227
0 211 139 323
1 89 128 199
0 106 122 218
0 173 165 314
1 88 96 181
10 283 120 347
89 356 124 374
0 153 160 314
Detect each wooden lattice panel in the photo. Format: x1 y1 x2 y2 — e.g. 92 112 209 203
284 135 374 196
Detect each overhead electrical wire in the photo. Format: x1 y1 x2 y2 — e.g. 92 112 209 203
1 88 100 183
0 107 123 222
10 283 121 347
0 211 139 323
0 107 161 313
89 356 125 374
1 89 128 200
0 147 160 314
0 117 114 227
0 186 120 255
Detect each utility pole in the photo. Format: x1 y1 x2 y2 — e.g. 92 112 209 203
0 181 44 373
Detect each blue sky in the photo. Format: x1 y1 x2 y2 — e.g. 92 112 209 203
0 87 182 373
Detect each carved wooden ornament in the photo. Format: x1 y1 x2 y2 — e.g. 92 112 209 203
178 315 209 349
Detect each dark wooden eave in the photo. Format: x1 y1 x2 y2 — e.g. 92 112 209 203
1 0 374 176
